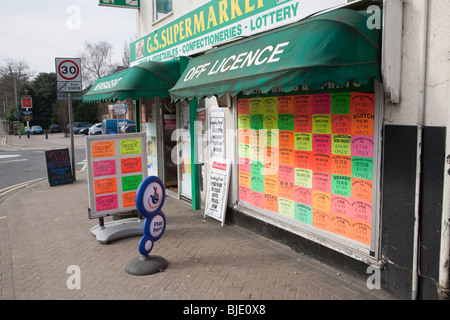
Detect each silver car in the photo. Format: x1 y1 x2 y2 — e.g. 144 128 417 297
89 123 102 135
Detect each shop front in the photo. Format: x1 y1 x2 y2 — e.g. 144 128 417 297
170 7 383 262
89 0 450 299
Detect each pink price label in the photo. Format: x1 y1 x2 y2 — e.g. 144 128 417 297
95 194 118 212
351 135 374 158
93 159 116 177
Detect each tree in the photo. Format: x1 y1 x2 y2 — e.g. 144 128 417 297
29 72 57 129
0 59 33 116
52 100 69 133
122 39 131 69
79 41 118 87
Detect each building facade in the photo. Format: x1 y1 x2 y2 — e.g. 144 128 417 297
100 0 450 300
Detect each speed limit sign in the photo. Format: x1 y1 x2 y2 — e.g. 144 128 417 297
55 58 82 92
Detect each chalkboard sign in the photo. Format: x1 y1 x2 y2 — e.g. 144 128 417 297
45 148 74 187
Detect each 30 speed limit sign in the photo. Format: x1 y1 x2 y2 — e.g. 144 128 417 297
55 58 82 93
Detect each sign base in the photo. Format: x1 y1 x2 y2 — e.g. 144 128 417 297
90 217 144 244
125 255 168 276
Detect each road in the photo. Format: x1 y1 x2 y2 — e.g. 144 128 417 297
0 133 87 202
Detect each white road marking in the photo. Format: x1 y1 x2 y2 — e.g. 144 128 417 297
0 154 20 159
77 159 87 171
0 159 27 164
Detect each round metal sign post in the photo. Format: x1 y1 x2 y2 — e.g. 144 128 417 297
125 176 168 276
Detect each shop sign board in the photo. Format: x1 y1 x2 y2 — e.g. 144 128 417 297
86 133 148 219
204 159 231 226
21 95 32 109
131 0 346 66
99 0 139 9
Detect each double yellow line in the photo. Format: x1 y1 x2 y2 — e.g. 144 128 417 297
0 177 46 198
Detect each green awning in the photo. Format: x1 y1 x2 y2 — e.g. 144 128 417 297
170 9 382 102
83 58 185 103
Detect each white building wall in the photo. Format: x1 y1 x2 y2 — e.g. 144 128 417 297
138 0 208 38
384 0 450 127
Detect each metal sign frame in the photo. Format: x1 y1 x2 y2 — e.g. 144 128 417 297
86 132 148 219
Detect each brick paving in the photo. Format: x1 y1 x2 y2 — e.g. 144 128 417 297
0 133 396 301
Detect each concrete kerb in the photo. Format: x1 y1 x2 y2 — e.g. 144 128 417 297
1 132 86 150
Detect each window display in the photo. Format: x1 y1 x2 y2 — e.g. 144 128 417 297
237 91 375 246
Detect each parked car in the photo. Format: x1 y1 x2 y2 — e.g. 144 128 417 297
101 119 134 134
119 124 136 134
72 122 93 134
79 127 90 135
67 122 82 133
30 125 44 134
49 124 62 133
89 123 102 135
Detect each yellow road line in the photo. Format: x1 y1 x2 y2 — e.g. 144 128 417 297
0 177 46 197
1 137 7 145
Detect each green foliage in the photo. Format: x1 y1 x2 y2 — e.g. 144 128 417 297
29 72 57 128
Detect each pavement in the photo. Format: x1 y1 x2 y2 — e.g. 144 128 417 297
0 132 396 302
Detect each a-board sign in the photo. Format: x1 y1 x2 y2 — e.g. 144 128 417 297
44 149 74 187
86 133 148 219
204 158 231 226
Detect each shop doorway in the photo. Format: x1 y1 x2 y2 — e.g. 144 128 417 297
162 99 178 193
142 97 180 197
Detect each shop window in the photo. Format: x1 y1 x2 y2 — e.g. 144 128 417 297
154 0 173 21
237 88 376 248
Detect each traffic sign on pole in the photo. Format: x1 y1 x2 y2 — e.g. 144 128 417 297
55 57 82 181
55 58 82 93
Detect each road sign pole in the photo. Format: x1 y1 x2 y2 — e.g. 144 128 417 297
55 57 81 181
68 92 76 181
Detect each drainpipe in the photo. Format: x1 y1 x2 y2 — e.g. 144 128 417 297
412 0 429 301
135 99 140 132
438 79 450 300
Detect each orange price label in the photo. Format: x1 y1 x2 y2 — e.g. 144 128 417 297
351 178 373 202
278 96 294 113
313 209 332 232
331 155 352 176
238 98 250 114
92 141 115 158
121 157 142 174
264 193 278 213
123 191 137 208
94 177 117 195
312 190 331 212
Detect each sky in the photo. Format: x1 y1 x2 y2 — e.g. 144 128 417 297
0 0 137 76
0 0 348 78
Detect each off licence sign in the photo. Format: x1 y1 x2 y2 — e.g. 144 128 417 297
55 58 82 92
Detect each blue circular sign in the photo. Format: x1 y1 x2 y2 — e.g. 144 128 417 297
135 176 165 218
